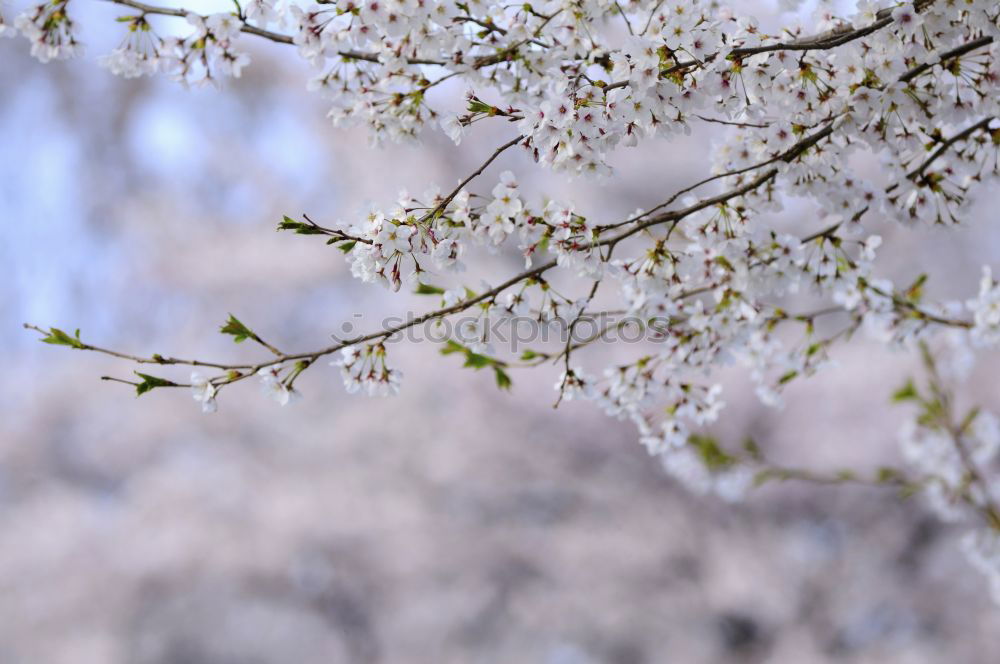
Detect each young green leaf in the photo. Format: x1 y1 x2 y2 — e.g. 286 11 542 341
891 379 919 403
876 466 901 484
220 314 255 344
414 283 446 295
689 434 736 470
278 215 325 235
39 327 85 349
467 99 494 113
439 340 465 356
742 437 763 462
462 351 492 369
493 366 513 391
134 372 177 396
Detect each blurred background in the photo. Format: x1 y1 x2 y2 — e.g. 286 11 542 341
4 1 1000 662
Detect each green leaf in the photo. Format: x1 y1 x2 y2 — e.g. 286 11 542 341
462 352 492 369
520 349 540 361
467 99 494 113
959 406 981 433
278 215 325 235
439 340 465 356
336 240 357 253
753 468 781 487
742 437 763 462
442 341 508 389
891 379 919 403
778 370 798 385
39 327 85 349
134 372 177 396
220 314 255 344
414 282 446 296
876 466 901 484
713 255 735 272
493 366 512 391
688 434 736 471
834 469 857 482
905 273 928 300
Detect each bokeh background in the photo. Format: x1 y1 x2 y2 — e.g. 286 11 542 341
4 1 1000 662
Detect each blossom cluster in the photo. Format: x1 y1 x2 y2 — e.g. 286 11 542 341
19 0 1000 605
334 343 404 397
98 11 251 84
900 409 1000 521
963 529 1000 604
898 382 1000 599
14 0 79 62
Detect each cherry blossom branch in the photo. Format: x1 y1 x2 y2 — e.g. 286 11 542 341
45 101 989 390
554 279 601 407
605 0 943 92
906 116 996 184
327 111 988 379
14 0 1000 603
108 0 294 44
295 213 373 244
898 35 995 84
693 115 770 129
452 15 550 49
23 322 257 370
25 3 997 408
420 134 524 223
597 118 836 233
27 255 560 391
919 343 1000 529
728 0 939 58
105 0 532 67
607 45 995 241
754 462 926 492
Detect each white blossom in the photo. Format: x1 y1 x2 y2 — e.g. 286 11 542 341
189 372 218 414
968 267 1000 347
257 366 298 406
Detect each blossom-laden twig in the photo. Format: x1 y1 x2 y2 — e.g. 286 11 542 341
894 341 1000 601
15 0 1000 605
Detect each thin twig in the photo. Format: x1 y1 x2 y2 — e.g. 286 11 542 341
420 135 523 223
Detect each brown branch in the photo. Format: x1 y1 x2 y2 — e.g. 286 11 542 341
605 0 943 91
553 279 601 408
419 135 523 223
726 0 937 58
605 34 996 239
106 0 502 67
108 0 294 44
599 119 835 233
300 213 373 245
24 323 257 370
905 116 995 183
899 35 994 83
694 115 770 129
107 0 433 65
36 11 996 395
